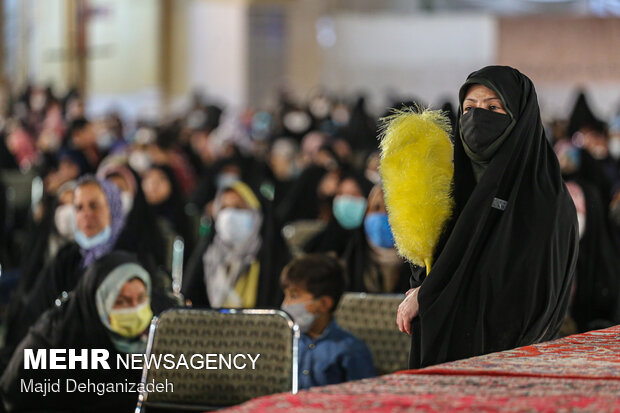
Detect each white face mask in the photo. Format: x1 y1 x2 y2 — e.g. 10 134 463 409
281 301 316 334
97 131 115 150
30 93 46 112
54 204 76 239
121 192 134 216
283 111 311 134
608 136 620 160
577 212 586 240
215 208 257 246
216 173 240 189
129 151 152 174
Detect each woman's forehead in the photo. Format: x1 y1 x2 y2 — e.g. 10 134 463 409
220 189 249 208
463 84 500 100
75 182 105 200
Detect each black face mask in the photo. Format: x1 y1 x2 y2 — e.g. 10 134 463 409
460 108 511 155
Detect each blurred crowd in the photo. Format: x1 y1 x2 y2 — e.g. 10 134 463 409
0 83 619 363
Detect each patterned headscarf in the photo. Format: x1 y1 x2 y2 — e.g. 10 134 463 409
96 158 138 195
75 175 125 267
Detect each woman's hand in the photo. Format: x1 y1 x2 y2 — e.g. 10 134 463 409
397 287 420 335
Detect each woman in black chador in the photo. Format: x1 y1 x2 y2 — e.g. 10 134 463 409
1 252 160 413
397 66 579 368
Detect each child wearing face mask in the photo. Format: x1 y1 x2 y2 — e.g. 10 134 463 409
280 254 375 389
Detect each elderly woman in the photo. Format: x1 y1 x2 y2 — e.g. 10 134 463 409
182 181 289 308
0 252 156 413
396 66 578 368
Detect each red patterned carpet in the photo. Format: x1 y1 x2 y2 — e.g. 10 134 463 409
409 326 620 380
223 325 620 412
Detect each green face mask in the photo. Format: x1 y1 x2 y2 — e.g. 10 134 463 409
109 301 153 338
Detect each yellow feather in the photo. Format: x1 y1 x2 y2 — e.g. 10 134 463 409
379 107 454 270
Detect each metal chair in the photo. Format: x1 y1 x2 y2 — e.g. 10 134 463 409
335 292 409 375
135 308 299 412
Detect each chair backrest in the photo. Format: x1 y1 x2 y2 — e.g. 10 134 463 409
156 218 177 274
1 169 36 212
335 293 409 375
136 308 299 412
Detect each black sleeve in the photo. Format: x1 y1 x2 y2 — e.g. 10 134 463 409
7 246 81 348
181 236 211 308
409 264 426 289
0 313 58 412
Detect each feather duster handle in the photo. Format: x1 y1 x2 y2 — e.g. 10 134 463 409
379 108 454 274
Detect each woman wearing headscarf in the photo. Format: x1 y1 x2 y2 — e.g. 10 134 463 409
303 174 377 291
182 181 290 308
341 95 378 153
142 164 195 258
361 184 411 294
395 66 578 368
2 176 126 354
565 180 620 332
277 143 344 225
0 252 156 413
304 179 408 293
190 147 276 214
97 162 168 273
304 173 373 253
566 92 617 205
12 180 76 299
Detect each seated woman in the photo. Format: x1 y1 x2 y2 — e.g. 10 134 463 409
15 180 76 299
142 164 195 259
3 175 125 352
0 252 156 413
2 181 76 360
305 179 409 293
565 180 620 332
361 184 410 294
97 162 168 273
303 173 373 291
182 181 290 308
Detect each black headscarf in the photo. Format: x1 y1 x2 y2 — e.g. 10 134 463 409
341 96 378 152
112 166 169 274
190 149 276 212
0 252 148 413
569 179 620 332
147 164 194 255
440 100 457 136
275 164 329 225
0 131 19 170
567 91 605 139
410 66 579 368
303 172 373 254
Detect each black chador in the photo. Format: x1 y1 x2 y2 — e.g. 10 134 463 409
410 66 578 368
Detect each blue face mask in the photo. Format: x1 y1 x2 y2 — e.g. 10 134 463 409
75 226 112 250
333 195 368 230
364 212 395 248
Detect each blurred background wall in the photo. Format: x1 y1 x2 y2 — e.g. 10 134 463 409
2 0 620 120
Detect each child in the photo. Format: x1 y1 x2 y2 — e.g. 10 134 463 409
280 253 376 389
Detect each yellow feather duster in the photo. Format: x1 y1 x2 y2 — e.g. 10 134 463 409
379 107 454 273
